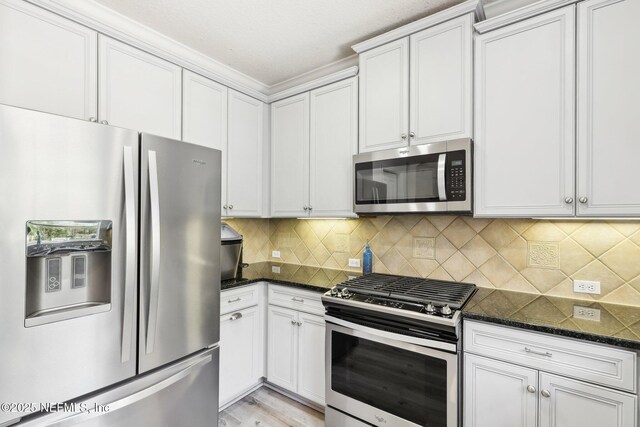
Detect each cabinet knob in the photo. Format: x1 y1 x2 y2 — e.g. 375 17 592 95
541 390 551 398
228 205 233 210
303 206 308 211
290 320 297 325
297 321 302 326
401 133 407 140
308 205 313 211
223 205 228 210
409 131 415 138
100 120 109 125
526 385 536 394
89 117 97 123
579 197 588 204
564 197 574 204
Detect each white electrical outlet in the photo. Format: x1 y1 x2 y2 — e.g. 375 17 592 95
573 280 601 295
271 265 281 274
348 258 361 268
272 250 281 258
573 306 601 321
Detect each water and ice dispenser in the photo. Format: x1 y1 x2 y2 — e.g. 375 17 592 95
25 221 112 327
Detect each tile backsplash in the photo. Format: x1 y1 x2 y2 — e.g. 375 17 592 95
224 216 640 307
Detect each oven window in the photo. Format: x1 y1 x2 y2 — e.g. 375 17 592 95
332 331 448 426
355 154 440 205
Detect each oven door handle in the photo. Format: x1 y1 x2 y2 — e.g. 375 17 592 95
325 314 457 353
438 153 447 201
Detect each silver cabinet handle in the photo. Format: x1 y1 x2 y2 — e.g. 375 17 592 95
297 321 302 326
223 205 228 210
230 312 242 321
401 133 407 140
100 120 109 125
89 117 97 122
292 297 304 303
524 347 552 357
228 205 233 210
527 385 536 394
398 149 410 154
303 206 308 210
409 131 415 138
564 197 574 204
291 319 297 325
121 146 136 363
308 205 313 211
579 196 588 204
146 150 161 355
228 297 241 303
541 389 551 398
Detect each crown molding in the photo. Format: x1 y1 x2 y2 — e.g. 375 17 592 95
351 0 482 54
475 0 579 33
26 0 270 102
267 58 359 103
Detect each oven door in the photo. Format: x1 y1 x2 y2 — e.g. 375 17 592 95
325 317 458 427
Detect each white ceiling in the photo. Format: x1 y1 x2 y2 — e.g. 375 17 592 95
93 0 464 87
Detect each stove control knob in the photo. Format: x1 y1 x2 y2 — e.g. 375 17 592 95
425 302 436 313
330 287 340 297
441 305 452 316
341 288 351 299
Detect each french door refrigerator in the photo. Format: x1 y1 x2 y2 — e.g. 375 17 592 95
0 104 221 427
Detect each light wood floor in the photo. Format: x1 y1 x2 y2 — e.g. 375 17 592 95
219 387 325 427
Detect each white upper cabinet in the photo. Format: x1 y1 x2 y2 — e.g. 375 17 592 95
227 89 265 217
409 13 473 145
474 7 576 217
182 70 228 211
0 0 97 120
309 78 358 218
358 38 409 153
270 93 310 217
539 373 636 427
576 0 640 217
98 35 182 139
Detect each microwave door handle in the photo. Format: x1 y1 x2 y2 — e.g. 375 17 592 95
438 153 447 201
146 150 161 355
121 146 136 363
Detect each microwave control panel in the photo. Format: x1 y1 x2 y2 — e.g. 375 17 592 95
446 150 466 201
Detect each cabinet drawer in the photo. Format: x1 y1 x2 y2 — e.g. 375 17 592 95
464 321 636 392
221 284 261 314
268 284 324 316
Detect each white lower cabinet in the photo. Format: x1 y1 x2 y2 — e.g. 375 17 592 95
464 321 637 427
219 305 263 407
267 286 326 406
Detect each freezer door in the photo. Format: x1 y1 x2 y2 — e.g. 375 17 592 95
0 105 139 426
139 133 221 373
17 347 219 427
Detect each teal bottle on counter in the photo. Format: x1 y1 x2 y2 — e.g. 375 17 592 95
362 243 373 275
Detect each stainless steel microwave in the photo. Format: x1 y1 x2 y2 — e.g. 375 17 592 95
353 138 472 214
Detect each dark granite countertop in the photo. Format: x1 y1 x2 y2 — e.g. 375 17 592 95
463 288 640 351
221 261 360 294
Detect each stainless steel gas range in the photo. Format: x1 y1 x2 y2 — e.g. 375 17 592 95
322 274 476 427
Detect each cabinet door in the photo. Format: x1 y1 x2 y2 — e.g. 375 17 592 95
297 313 326 406
539 373 636 427
309 78 358 218
267 306 298 392
99 35 182 139
0 0 97 120
227 89 265 217
474 7 576 217
464 354 538 427
358 38 409 153
219 306 262 407
577 0 640 216
270 93 309 217
409 13 473 145
182 70 228 212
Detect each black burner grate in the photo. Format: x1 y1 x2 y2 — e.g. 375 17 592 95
337 273 476 310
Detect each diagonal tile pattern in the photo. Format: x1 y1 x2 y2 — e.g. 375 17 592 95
226 216 640 307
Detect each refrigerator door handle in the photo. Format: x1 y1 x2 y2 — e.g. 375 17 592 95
121 146 136 363
40 353 213 427
146 150 161 355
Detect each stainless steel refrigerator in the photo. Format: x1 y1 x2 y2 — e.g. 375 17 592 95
0 104 221 427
